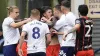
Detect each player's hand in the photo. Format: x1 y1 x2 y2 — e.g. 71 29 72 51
41 17 48 22
15 19 22 22
18 49 23 56
49 16 54 21
24 18 32 23
50 28 54 33
62 32 68 41
62 37 66 41
52 29 58 34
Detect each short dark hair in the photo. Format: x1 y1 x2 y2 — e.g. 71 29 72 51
61 0 70 8
78 5 88 16
54 5 62 12
41 6 52 14
41 6 52 17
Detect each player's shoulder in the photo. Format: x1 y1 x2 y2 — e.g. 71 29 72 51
23 21 31 27
60 14 66 20
3 17 14 25
42 22 48 26
86 17 93 24
75 18 83 23
33 20 48 26
79 17 92 21
5 17 11 19
66 12 76 17
38 20 44 24
23 23 28 27
65 12 76 20
4 17 13 21
41 22 49 28
38 20 47 25
61 14 66 17
35 20 47 26
87 17 92 20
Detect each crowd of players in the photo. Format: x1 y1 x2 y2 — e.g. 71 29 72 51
1 0 94 56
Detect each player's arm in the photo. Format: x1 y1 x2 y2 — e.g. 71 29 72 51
53 16 66 35
18 31 26 56
68 24 80 33
41 17 52 25
53 24 80 35
57 32 64 35
46 19 52 25
18 31 26 49
47 16 56 26
45 24 51 47
10 18 31 28
46 33 51 47
63 19 81 40
0 27 3 36
52 29 64 35
18 24 27 56
0 28 2 36
0 31 2 36
63 24 80 41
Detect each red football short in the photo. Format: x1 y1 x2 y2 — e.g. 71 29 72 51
46 44 60 56
76 49 94 56
16 41 27 56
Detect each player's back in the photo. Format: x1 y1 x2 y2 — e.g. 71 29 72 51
75 17 93 51
23 20 49 53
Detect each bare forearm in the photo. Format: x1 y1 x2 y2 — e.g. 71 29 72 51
0 32 3 36
14 20 27 28
46 40 51 47
67 24 80 34
57 32 64 35
46 21 53 26
46 34 51 47
18 36 24 49
46 20 51 23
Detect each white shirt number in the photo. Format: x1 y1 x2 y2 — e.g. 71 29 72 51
85 25 93 37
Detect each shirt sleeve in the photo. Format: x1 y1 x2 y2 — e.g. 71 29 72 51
45 24 50 34
5 18 14 26
53 18 66 31
65 16 76 27
22 24 28 33
75 19 81 24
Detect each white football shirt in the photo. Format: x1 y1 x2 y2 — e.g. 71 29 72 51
54 12 77 47
62 12 77 47
2 17 20 46
53 14 66 45
22 19 50 54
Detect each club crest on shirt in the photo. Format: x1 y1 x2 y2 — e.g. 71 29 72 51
76 20 80 24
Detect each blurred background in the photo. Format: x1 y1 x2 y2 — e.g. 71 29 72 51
0 0 69 25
